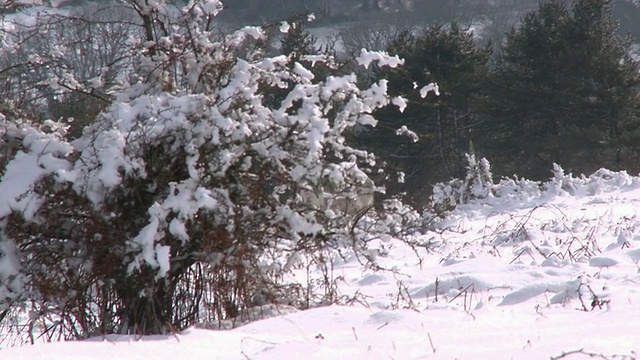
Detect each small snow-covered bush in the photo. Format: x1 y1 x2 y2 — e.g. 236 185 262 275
0 0 426 340
432 153 493 209
546 164 640 196
432 157 640 213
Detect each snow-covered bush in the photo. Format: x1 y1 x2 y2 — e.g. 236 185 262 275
546 164 640 197
432 153 493 209
432 157 640 213
0 0 424 339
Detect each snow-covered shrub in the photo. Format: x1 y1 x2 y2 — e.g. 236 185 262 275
546 163 640 196
0 0 424 339
432 158 640 215
432 153 493 209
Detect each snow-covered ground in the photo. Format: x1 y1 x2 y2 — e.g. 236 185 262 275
3 168 640 359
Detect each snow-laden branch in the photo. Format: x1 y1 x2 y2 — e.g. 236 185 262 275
356 49 404 69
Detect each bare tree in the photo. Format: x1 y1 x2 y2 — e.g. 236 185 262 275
338 13 416 57
0 3 143 120
477 0 522 44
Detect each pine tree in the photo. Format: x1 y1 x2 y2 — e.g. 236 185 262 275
484 0 640 179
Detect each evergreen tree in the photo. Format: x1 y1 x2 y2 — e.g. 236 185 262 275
280 17 318 62
354 23 490 207
484 0 640 179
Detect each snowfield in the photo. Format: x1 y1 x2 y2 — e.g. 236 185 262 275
3 168 640 359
